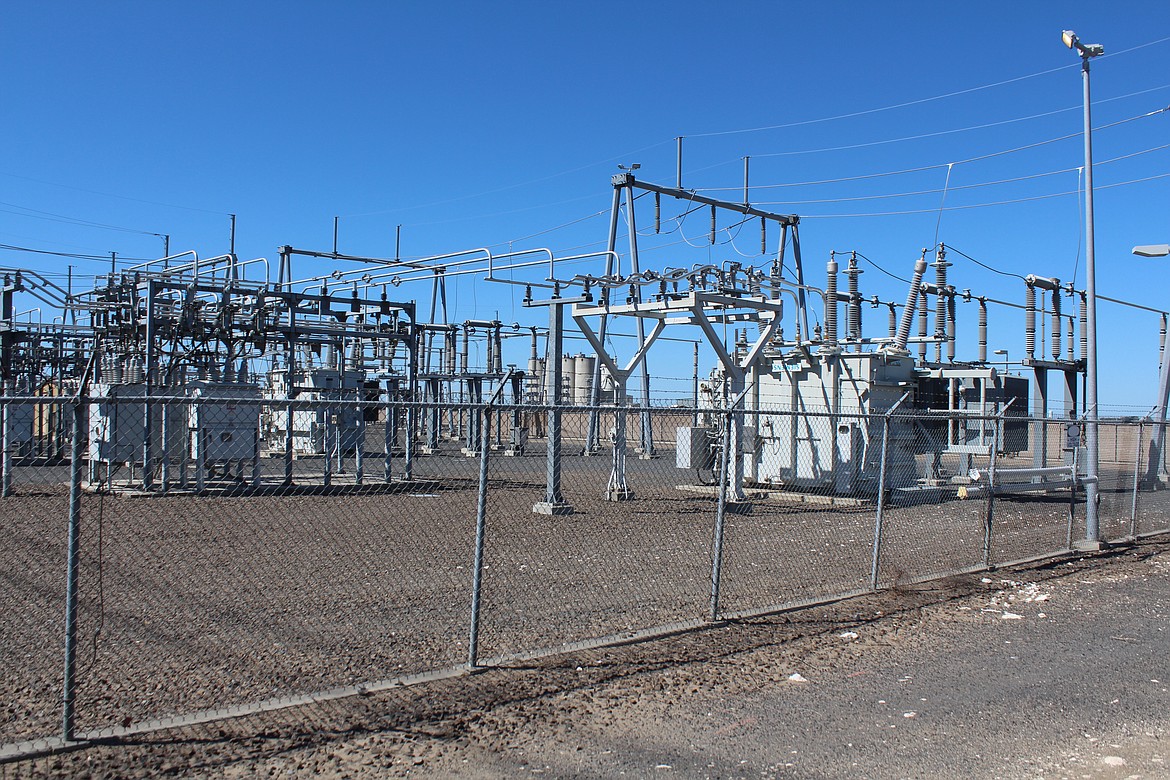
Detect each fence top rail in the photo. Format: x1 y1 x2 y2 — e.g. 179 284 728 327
0 394 1160 428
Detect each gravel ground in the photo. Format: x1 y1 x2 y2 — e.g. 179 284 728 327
1 429 1164 753
4 536 1169 778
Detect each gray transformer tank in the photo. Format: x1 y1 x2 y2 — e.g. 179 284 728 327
741 351 1025 495
747 351 919 494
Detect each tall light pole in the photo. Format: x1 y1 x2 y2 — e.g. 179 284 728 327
994 348 1009 371
1063 29 1104 547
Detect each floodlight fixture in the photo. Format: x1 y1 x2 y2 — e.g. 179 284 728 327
617 163 641 172
1133 244 1170 258
1062 29 1104 58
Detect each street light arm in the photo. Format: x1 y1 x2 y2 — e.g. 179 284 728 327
1133 244 1170 258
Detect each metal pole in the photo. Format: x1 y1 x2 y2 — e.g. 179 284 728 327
1131 420 1144 537
0 397 10 497
1079 49 1102 546
323 409 333 488
708 407 733 621
983 414 1001 568
62 400 84 741
468 404 491 669
586 186 622 454
742 156 750 206
869 413 892 591
355 390 364 486
142 281 155 490
468 371 513 667
383 388 394 483
535 300 568 512
676 136 683 189
692 342 700 428
623 185 654 457
1068 446 1080 549
229 214 237 255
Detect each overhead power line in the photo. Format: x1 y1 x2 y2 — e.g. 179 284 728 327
0 171 230 215
683 35 1170 139
0 242 152 263
0 201 165 237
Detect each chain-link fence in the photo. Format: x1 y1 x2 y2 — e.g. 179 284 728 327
3 393 1168 754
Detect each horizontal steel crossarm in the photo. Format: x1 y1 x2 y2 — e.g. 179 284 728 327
266 289 415 313
573 291 780 319
620 174 799 227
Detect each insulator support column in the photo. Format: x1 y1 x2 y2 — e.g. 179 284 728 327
824 258 839 348
932 247 950 363
846 252 862 340
892 257 928 352
1051 282 1062 359
917 288 928 362
1025 285 1037 360
978 299 988 363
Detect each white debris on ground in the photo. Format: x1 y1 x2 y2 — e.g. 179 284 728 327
787 673 808 683
838 631 859 641
968 578 1055 620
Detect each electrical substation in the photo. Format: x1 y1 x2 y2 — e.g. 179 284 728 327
4 168 1164 509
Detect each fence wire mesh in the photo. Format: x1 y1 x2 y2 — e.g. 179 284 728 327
3 393 1170 753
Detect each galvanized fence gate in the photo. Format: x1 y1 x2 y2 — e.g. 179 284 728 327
2 394 1168 754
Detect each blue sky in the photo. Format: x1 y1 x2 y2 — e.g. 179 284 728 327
2 2 1168 411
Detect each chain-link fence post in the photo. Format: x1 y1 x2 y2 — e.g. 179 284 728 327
1067 445 1079 550
982 412 1001 569
468 372 512 669
869 411 893 591
283 396 295 487
467 403 490 669
1131 419 1144 538
708 407 733 622
1 397 12 497
61 398 84 741
383 394 394 483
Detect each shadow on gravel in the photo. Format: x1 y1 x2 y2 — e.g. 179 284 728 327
7 538 1165 779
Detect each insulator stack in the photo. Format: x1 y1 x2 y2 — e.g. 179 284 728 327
1051 284 1062 359
894 258 928 351
932 247 950 363
917 288 928 362
824 258 839 347
978 300 988 363
1025 285 1037 360
946 295 956 362
846 253 862 340
1067 289 1076 358
888 304 897 338
1079 294 1088 361
461 328 470 373
493 327 503 373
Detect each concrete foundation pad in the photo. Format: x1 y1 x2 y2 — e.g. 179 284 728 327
532 501 574 516
605 489 636 501
1072 538 1110 552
